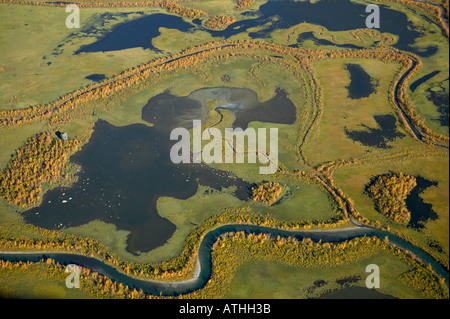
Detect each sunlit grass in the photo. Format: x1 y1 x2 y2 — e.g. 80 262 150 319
334 155 449 265
304 58 423 166
224 250 423 299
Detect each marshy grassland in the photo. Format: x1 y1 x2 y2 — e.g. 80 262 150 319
0 0 448 299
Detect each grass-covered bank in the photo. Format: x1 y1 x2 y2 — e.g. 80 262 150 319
334 155 449 267
187 231 448 299
0 0 447 299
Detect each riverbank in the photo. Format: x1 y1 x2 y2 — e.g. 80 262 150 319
1 221 448 298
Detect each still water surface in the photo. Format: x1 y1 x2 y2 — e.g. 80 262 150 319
76 0 438 57
23 87 296 254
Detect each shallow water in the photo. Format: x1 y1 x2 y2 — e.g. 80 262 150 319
85 74 106 82
23 87 296 254
345 114 405 148
345 63 377 99
406 175 439 230
410 70 440 92
75 0 437 57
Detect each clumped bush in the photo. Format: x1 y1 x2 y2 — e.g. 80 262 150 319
366 172 417 224
205 16 236 30
251 181 283 205
0 132 80 207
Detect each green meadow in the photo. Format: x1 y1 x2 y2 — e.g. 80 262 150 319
334 155 449 265
0 4 170 109
0 262 92 299
0 0 447 299
303 57 426 167
224 250 424 299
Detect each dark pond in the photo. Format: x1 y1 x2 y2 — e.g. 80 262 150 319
345 114 405 148
293 31 363 50
427 79 449 128
231 87 297 129
207 0 432 56
85 74 106 82
75 13 195 54
406 175 439 230
318 286 398 299
23 87 295 254
410 70 440 92
75 0 438 56
345 63 378 99
23 120 251 254
142 87 297 131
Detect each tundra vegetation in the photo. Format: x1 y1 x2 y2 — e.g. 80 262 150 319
0 0 448 299
366 172 417 225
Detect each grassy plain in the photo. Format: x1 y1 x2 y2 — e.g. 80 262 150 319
0 4 173 109
303 57 427 167
224 251 422 299
0 0 448 299
0 120 47 168
382 0 450 136
0 264 92 299
334 155 449 265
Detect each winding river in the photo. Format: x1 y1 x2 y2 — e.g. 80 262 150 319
0 223 448 297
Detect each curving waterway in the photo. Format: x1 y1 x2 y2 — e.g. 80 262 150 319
0 223 448 297
75 0 441 57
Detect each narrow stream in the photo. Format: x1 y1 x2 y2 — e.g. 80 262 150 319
1 224 448 296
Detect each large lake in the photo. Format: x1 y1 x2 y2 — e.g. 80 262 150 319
23 87 297 254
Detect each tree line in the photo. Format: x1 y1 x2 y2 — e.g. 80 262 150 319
205 15 236 30
251 181 282 205
1 223 447 299
3 40 448 152
235 0 254 11
366 172 417 224
0 132 80 207
0 0 208 18
185 230 448 299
